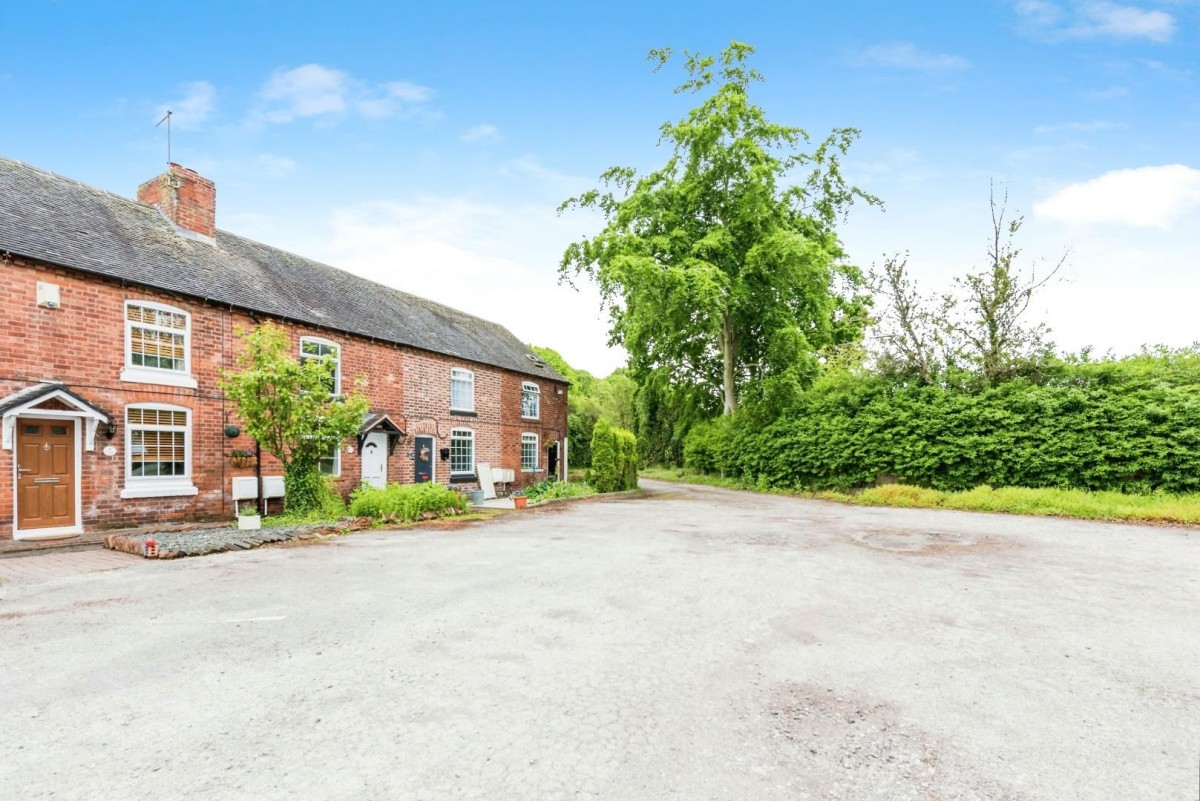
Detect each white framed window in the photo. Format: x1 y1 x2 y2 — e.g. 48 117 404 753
318 442 341 476
121 301 197 388
450 428 474 475
521 433 539 472
450 368 474 412
300 336 341 396
521 381 540 419
121 404 197 498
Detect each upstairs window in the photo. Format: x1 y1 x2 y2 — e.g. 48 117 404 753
300 337 341 396
521 382 540 419
451 368 474 412
521 433 539 471
123 301 196 387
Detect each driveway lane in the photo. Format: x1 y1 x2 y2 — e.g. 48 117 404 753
1 480 1196 800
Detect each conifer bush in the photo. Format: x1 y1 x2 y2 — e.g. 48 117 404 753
589 420 639 492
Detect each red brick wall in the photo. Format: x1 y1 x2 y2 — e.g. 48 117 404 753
136 164 217 239
0 254 568 538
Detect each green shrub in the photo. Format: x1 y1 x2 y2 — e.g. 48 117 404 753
523 479 596 503
683 418 732 474
588 419 639 492
349 482 468 523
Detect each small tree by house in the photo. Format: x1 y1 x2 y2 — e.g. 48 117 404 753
222 322 369 514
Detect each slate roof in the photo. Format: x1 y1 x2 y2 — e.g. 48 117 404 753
0 157 566 383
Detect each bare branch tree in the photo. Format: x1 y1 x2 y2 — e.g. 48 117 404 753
868 253 954 385
951 182 1066 386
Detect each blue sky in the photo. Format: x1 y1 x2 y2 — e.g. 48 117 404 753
2 1 1198 374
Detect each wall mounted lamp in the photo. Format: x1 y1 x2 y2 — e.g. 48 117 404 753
105 421 118 440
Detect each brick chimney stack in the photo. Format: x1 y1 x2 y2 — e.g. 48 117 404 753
137 163 216 241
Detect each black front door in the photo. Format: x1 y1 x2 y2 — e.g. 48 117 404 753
414 436 434 483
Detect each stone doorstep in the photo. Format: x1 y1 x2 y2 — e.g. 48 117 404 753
0 532 110 559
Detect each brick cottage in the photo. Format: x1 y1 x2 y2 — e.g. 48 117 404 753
0 158 569 540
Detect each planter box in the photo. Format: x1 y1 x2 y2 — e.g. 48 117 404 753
237 514 262 531
230 456 255 469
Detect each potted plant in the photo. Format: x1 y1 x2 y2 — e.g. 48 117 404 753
512 490 528 509
237 504 262 530
229 448 255 469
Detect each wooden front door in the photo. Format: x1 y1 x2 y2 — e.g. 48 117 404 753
16 419 76 531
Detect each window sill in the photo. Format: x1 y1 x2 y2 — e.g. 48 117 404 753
522 468 542 473
120 367 198 389
520 416 540 421
121 483 199 499
450 409 477 417
449 474 477 484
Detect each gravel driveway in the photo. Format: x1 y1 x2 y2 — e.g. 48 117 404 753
1 479 1196 800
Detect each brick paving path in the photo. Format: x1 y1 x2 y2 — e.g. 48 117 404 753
0 549 137 583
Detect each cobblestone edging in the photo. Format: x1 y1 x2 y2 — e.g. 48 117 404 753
104 518 374 559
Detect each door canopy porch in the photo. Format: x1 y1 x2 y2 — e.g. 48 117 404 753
1 383 110 452
357 412 405 456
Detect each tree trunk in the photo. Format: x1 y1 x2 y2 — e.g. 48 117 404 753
720 316 737 415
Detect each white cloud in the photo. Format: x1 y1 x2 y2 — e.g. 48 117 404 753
156 80 216 130
356 81 434 119
255 153 298 177
460 124 499 143
853 42 970 71
1033 120 1122 133
844 148 935 186
311 197 623 375
254 64 432 125
1016 1 1175 42
1080 2 1174 40
1086 84 1129 99
1034 164 1200 228
259 64 347 122
1015 0 1067 27
500 156 587 192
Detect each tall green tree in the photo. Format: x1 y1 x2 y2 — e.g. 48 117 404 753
559 41 877 415
222 322 369 513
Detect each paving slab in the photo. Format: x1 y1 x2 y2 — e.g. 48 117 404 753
0 548 137 583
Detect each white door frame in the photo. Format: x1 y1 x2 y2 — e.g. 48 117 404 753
13 415 83 540
360 431 388 488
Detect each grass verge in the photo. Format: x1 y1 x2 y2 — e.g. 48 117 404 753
640 467 1200 526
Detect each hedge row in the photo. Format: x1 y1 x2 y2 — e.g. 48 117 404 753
685 357 1200 494
589 419 639 492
